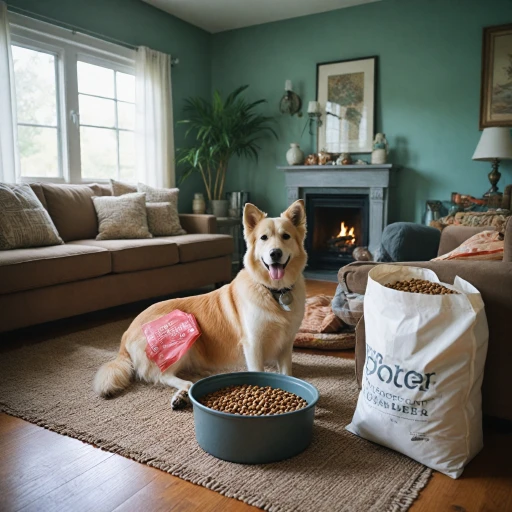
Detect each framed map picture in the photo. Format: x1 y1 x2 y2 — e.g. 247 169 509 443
480 23 512 129
316 56 377 153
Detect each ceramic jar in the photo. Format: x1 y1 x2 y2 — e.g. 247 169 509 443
371 149 387 164
193 193 206 214
286 143 304 165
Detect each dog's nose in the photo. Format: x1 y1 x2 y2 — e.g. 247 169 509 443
269 248 283 262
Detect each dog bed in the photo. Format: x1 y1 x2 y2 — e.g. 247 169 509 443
293 295 355 350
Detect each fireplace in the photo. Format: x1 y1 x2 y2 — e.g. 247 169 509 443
279 163 396 269
305 194 369 269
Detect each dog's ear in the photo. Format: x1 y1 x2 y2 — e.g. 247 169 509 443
281 200 306 229
243 203 266 234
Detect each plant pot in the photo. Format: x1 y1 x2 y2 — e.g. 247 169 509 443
210 199 229 218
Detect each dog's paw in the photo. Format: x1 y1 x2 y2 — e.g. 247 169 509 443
171 390 190 410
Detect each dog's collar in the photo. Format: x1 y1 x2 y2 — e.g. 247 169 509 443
263 285 294 311
264 285 293 295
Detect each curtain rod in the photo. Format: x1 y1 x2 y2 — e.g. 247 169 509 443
7 5 179 66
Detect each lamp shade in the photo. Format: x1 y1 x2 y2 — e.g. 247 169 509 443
308 101 320 114
472 127 512 161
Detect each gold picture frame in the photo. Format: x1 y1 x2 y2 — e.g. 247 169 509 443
480 23 512 129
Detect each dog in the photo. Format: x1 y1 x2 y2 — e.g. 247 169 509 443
93 199 307 409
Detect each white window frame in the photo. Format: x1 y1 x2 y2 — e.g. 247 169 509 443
8 12 136 184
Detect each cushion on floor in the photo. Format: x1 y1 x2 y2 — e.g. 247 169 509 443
0 244 111 294
69 238 180 273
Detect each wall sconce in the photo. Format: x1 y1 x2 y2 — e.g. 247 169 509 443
279 80 302 116
302 101 322 136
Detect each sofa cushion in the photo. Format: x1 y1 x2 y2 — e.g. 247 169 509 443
159 234 234 263
0 244 111 294
138 183 186 235
28 183 47 208
110 179 137 196
88 183 112 196
92 193 152 240
0 183 63 250
69 238 180 273
437 225 494 256
41 184 99 241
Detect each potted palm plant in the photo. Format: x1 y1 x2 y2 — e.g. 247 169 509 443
177 85 277 217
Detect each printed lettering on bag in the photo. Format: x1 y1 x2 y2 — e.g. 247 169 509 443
365 343 436 391
363 343 436 420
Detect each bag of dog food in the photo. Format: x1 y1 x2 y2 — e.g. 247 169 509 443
346 265 488 478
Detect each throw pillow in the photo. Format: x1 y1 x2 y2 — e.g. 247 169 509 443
0 183 63 250
146 202 185 236
137 183 186 235
110 179 137 196
432 230 504 261
92 193 152 240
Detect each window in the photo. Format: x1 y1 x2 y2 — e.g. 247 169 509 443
9 13 136 183
77 61 135 180
12 45 62 178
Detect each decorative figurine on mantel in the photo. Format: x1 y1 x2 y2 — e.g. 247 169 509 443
371 133 389 164
305 153 319 165
318 149 332 165
336 153 353 165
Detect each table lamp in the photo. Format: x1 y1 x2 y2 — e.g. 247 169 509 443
472 127 512 196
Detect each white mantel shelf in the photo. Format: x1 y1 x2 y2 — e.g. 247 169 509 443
278 164 398 256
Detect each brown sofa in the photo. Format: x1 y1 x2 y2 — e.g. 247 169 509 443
339 220 512 422
0 183 234 333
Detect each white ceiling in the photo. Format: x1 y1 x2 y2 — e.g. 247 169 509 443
143 0 380 34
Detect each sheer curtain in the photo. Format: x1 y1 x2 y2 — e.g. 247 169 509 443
135 46 175 189
0 1 19 183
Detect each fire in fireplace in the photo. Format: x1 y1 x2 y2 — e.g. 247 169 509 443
305 194 369 269
328 222 356 253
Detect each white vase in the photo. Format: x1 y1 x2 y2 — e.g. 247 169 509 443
210 199 229 218
193 193 206 214
371 149 387 165
286 143 304 165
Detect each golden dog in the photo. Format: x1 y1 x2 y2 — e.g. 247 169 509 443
93 200 307 408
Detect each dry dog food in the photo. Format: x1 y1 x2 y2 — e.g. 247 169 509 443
199 384 308 415
384 278 458 295
347 265 488 479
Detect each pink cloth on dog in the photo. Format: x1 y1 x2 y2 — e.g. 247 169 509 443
143 310 201 372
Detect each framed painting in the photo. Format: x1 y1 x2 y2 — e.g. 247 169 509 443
316 56 377 154
480 23 512 129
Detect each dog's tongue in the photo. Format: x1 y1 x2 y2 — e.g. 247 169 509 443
269 264 285 281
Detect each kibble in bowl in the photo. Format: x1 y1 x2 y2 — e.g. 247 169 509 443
199 384 308 416
384 278 459 295
189 372 319 464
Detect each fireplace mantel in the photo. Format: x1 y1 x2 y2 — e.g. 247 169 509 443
278 164 398 257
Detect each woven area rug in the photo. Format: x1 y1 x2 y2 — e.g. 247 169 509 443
0 319 431 512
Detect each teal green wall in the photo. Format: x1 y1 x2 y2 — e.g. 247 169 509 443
211 0 512 221
6 0 210 210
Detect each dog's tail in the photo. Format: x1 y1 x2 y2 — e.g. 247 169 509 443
93 346 133 398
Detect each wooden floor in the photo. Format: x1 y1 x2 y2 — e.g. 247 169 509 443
1 280 511 512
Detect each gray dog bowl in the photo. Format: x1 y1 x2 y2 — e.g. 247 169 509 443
188 372 319 464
